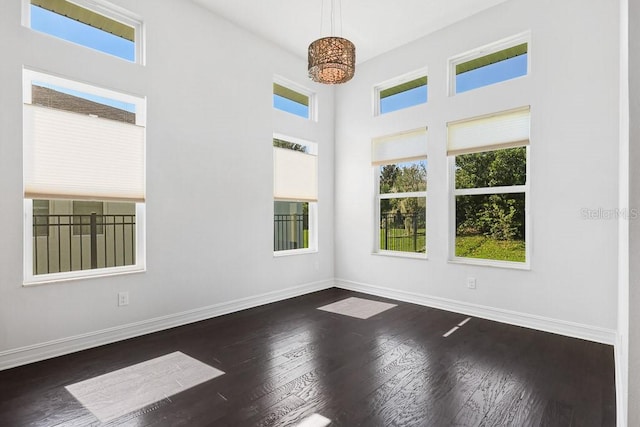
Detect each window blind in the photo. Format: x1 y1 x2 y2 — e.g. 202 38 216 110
23 103 145 202
273 147 317 202
447 106 530 156
372 128 427 165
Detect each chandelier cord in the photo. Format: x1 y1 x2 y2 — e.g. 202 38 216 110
331 0 335 36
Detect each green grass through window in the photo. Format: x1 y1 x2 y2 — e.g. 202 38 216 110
455 235 525 262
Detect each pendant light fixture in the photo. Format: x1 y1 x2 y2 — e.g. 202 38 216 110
308 0 355 84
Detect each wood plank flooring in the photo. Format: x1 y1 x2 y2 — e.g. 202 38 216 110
0 288 616 426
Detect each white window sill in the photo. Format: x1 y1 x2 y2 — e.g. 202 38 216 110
373 251 427 260
274 248 318 257
448 257 530 270
24 265 146 287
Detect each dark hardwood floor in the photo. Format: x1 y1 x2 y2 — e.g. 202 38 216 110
0 288 616 426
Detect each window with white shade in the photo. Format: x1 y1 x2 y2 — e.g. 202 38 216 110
448 106 530 267
23 69 145 283
273 136 317 254
373 128 427 256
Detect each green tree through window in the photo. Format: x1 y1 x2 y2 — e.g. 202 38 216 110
454 146 526 262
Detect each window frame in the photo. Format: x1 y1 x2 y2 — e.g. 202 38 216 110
373 159 428 258
22 0 145 65
23 69 146 285
448 145 530 269
273 77 317 121
272 133 318 257
373 67 428 116
448 32 530 96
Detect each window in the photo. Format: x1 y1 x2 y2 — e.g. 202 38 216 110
448 107 530 266
375 71 428 115
273 79 314 119
23 69 146 283
273 136 317 254
23 0 143 63
450 34 529 95
373 129 427 255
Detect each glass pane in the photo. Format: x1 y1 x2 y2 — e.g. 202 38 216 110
274 201 309 251
30 4 135 61
379 160 427 194
380 82 428 114
379 197 426 253
273 94 309 118
273 84 310 119
455 146 526 189
33 200 136 275
273 138 307 153
73 201 104 235
32 83 136 123
456 52 527 94
455 193 525 262
33 199 50 237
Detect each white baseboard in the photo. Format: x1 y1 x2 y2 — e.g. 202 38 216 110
335 278 617 345
0 278 617 372
0 279 334 371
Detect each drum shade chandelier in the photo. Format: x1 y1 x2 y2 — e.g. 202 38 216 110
308 0 355 84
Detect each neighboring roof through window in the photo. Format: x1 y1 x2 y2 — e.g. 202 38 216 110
31 0 134 41
456 43 527 75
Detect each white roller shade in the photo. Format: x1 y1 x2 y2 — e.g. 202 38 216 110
24 104 145 202
372 128 427 165
447 106 530 156
273 147 317 202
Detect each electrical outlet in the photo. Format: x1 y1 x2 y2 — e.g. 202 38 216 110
467 277 477 290
118 291 129 306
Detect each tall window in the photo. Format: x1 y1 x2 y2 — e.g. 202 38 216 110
273 79 315 120
273 136 317 254
23 69 145 283
450 34 529 95
375 72 428 115
373 129 427 255
23 0 143 63
448 107 530 266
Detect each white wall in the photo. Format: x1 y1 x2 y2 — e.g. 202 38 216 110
0 0 335 365
334 0 620 335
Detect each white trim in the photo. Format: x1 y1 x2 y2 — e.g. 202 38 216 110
617 0 630 425
0 279 334 371
22 0 145 65
335 279 616 345
273 75 317 122
448 31 531 96
373 251 427 260
447 257 530 270
379 191 426 200
453 185 526 196
373 67 428 116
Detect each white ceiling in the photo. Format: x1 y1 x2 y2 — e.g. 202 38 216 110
192 0 510 64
